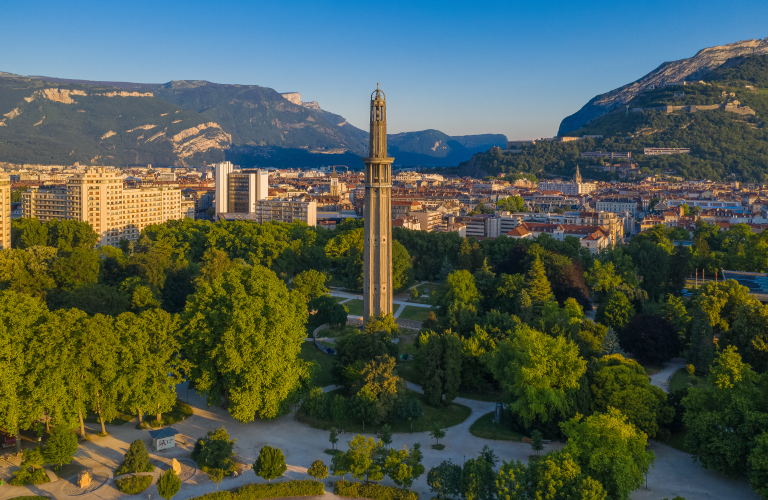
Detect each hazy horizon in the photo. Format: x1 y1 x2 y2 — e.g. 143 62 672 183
2 0 767 140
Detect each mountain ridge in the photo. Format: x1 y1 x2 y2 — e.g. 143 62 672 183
0 72 506 168
558 37 768 135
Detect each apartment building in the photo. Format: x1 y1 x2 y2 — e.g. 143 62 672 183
579 151 632 159
506 223 610 252
409 210 442 232
563 211 623 245
21 168 184 246
214 161 316 225
455 214 500 238
596 198 638 215
643 148 690 155
0 176 10 249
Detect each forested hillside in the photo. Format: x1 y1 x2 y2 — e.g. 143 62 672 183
462 54 768 182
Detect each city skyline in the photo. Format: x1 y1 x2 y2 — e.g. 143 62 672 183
2 0 767 139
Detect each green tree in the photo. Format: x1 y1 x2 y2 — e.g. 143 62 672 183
253 445 287 483
595 291 635 331
721 302 768 372
117 309 185 427
392 240 414 291
460 454 496 500
331 452 351 481
748 432 768 499
689 280 758 335
43 425 78 469
351 386 378 431
662 294 691 341
416 330 462 405
380 424 393 450
530 430 543 456
308 459 329 480
397 397 424 431
51 248 100 290
329 428 339 450
208 469 224 491
525 255 554 305
590 355 673 437
496 452 607 500
683 346 768 478
192 427 237 473
119 439 152 474
196 248 235 285
434 270 481 334
427 460 462 499
157 469 182 500
82 314 121 436
430 425 446 446
357 355 405 424
183 266 309 421
292 269 329 302
0 291 49 452
561 408 655 500
346 434 383 481
436 256 455 281
687 308 715 375
330 395 347 429
489 324 586 427
584 260 623 300
11 218 49 248
496 195 525 213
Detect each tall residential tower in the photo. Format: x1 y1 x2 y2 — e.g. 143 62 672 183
363 84 394 321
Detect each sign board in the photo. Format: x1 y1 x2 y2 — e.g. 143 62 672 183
154 435 175 451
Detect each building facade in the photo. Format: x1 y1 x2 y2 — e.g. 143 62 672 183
21 168 183 246
0 176 10 249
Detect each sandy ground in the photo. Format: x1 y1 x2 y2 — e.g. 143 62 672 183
0 377 758 500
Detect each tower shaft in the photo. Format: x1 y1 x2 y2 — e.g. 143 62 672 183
363 85 394 321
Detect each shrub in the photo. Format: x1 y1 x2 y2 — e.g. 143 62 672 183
10 467 51 486
187 480 324 500
115 474 153 494
116 440 154 475
158 469 182 500
334 480 418 500
192 427 237 473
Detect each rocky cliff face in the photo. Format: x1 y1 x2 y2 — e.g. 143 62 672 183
558 38 768 135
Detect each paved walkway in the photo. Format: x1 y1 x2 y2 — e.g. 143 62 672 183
0 377 757 500
651 358 687 393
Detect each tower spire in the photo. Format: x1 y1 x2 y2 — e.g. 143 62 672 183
574 164 582 183
363 85 395 322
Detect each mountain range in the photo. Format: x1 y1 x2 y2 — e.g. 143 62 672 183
0 73 505 168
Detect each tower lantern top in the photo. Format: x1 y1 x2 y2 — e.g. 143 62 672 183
368 84 388 159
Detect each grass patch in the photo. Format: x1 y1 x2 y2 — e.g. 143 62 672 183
344 299 364 316
318 325 359 338
469 411 526 441
8 497 51 500
398 306 431 322
670 368 711 393
299 342 335 387
189 480 323 500
333 296 348 303
298 388 471 434
431 444 445 450
408 283 440 304
53 462 86 479
335 480 417 500
457 390 502 402
324 449 343 456
115 474 153 495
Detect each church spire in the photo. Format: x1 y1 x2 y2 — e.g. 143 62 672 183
574 165 582 183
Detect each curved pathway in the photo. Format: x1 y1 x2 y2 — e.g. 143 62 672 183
651 358 687 393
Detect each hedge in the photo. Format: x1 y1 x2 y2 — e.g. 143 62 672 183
189 480 324 500
334 480 419 500
115 474 153 494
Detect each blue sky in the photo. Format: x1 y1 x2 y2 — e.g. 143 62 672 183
1 0 767 139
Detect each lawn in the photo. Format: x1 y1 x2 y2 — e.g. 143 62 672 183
299 342 335 388
469 411 526 441
333 296 348 303
84 410 133 426
344 299 364 316
408 283 440 305
318 325 359 338
670 368 711 393
398 306 431 322
297 388 471 434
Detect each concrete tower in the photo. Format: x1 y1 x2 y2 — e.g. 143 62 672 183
363 84 394 321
